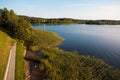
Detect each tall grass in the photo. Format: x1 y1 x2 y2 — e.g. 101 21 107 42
29 29 63 51
39 47 120 80
15 43 26 80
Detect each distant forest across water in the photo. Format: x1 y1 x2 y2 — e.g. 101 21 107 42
19 15 120 25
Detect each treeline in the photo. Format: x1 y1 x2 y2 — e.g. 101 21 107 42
19 15 120 25
86 20 120 25
0 8 32 41
19 15 85 24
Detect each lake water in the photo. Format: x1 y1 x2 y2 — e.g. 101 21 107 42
33 24 120 69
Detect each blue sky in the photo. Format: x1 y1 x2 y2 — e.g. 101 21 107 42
0 0 120 20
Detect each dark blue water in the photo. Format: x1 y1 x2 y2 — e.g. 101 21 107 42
33 24 120 69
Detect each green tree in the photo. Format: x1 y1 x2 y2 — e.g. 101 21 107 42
0 8 32 41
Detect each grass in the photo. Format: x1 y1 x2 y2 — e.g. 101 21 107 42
38 47 120 80
29 29 63 51
0 28 15 80
15 42 26 80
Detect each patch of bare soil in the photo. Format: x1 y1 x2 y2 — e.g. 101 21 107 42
25 51 45 80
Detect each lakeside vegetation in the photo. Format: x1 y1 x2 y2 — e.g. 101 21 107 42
0 28 15 80
1 8 120 80
28 29 120 80
27 29 63 51
38 48 120 80
19 15 120 25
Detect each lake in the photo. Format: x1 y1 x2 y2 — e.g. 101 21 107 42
33 24 120 69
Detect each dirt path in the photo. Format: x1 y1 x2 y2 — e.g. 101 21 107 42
25 51 45 80
4 43 16 80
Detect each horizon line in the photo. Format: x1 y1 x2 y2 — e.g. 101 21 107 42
19 15 120 21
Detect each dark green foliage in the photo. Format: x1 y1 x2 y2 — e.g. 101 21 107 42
19 15 120 25
86 20 120 25
0 8 32 40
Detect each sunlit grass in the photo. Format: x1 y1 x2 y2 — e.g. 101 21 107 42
0 28 15 80
29 29 63 51
15 43 26 80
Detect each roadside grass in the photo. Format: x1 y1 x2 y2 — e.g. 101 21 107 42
0 29 15 80
15 42 26 80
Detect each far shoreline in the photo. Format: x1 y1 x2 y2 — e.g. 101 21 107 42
19 15 120 25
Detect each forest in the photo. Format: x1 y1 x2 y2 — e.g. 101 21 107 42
19 15 120 25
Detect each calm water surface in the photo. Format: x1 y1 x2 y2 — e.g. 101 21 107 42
33 24 120 69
